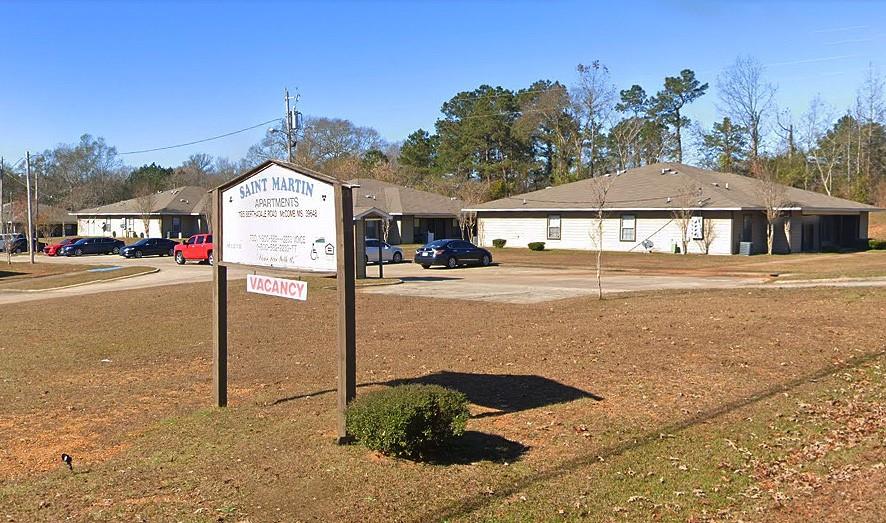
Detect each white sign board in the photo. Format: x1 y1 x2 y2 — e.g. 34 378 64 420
690 215 704 240
246 274 308 301
221 163 337 272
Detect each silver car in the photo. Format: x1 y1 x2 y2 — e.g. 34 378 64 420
365 238 403 264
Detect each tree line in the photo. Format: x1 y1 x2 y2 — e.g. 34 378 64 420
398 57 886 205
2 55 884 218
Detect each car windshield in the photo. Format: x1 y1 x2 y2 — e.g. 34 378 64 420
132 239 150 246
73 239 87 245
425 240 451 249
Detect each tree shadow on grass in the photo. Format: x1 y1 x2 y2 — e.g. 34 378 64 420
423 431 530 465
0 269 25 280
385 372 603 418
271 372 602 416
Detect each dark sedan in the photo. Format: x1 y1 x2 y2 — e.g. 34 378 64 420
120 238 178 258
414 239 492 269
61 237 125 256
0 233 44 254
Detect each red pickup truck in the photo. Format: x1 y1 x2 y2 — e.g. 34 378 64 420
174 234 213 265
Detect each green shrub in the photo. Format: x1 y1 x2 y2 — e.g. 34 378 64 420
492 238 507 248
869 239 886 250
527 242 545 251
346 385 469 458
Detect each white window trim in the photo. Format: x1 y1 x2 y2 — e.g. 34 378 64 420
620 214 636 242
547 214 561 240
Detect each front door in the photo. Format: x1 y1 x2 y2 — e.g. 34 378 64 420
741 215 753 242
802 223 814 252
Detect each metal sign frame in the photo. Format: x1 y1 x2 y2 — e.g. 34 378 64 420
211 159 356 443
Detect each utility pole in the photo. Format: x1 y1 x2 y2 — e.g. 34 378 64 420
0 157 4 240
284 88 294 163
283 88 302 163
25 152 35 264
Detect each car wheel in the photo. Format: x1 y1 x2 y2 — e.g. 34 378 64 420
167 248 174 256
421 264 431 269
13 247 22 255
175 252 185 265
447 256 458 269
481 254 491 266
112 246 120 254
75 248 83 256
208 251 213 265
134 250 143 258
393 252 402 263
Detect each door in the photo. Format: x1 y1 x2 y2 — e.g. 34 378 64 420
191 236 205 259
381 242 394 262
145 240 158 255
802 223 814 252
365 239 380 262
183 236 197 259
452 241 476 262
741 215 753 242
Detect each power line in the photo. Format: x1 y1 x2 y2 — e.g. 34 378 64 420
118 117 279 155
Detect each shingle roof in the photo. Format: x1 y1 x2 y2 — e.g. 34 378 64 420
348 178 464 216
2 203 77 224
73 186 210 215
469 163 880 212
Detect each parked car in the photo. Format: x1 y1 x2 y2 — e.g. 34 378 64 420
414 239 492 269
120 238 179 258
174 234 213 265
0 233 45 254
43 237 82 256
365 238 403 264
60 237 125 256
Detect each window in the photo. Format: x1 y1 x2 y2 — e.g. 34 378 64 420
196 236 205 245
547 214 561 240
620 215 636 242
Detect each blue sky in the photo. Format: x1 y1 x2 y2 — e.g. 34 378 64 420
1 0 884 167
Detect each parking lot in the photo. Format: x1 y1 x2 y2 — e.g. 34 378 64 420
4 249 886 305
363 261 766 303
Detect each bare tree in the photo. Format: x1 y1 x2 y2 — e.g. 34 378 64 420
717 56 777 159
574 61 616 177
587 174 615 299
802 95 838 195
670 181 703 255
380 218 390 243
134 184 157 238
455 180 488 241
696 217 717 255
854 64 886 182
752 161 790 255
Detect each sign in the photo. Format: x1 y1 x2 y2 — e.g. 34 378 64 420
212 159 357 444
690 215 704 240
220 163 337 272
246 274 308 301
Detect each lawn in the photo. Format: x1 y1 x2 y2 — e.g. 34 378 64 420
488 248 886 280
0 265 156 291
0 261 98 283
0 282 884 521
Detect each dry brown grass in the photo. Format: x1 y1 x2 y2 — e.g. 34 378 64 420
0 282 883 521
0 266 155 290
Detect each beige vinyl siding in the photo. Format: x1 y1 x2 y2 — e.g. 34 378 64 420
478 211 734 255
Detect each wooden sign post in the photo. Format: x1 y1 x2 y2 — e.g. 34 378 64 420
211 160 356 442
334 184 356 441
